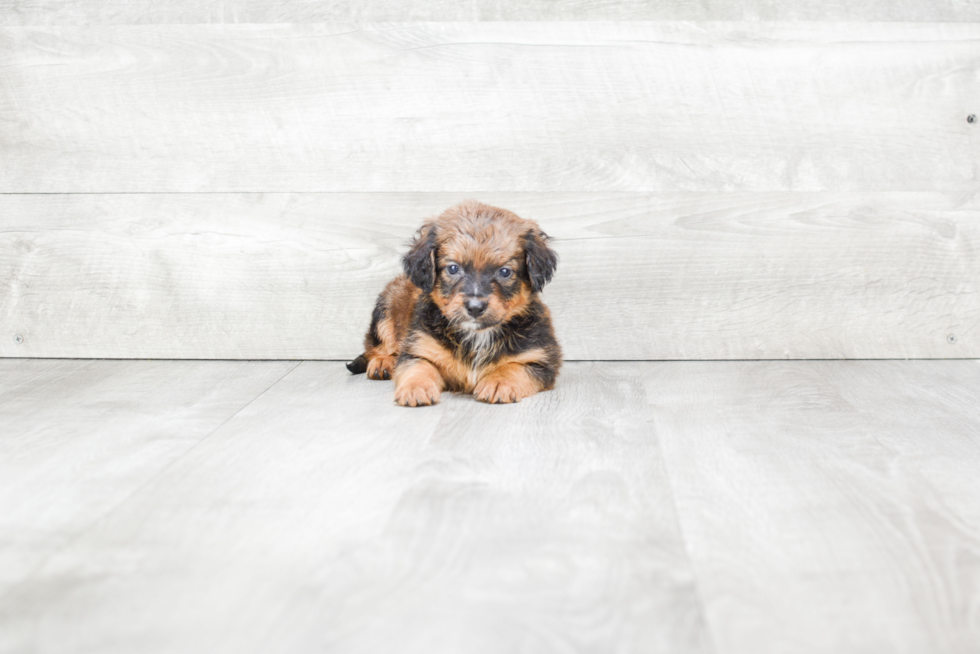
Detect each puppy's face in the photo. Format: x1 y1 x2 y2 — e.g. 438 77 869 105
402 201 558 332
434 246 527 331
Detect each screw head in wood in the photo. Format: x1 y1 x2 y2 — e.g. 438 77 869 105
947 334 958 345
969 115 977 124
13 334 23 344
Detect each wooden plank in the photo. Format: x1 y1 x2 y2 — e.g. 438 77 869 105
0 361 709 653
1 192 977 360
1 22 977 193
816 360 980 541
644 360 980 654
2 0 978 24
0 358 297 590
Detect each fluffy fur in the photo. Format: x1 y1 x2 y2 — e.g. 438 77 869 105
347 200 562 406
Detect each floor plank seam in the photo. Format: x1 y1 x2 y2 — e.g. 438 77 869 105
0 360 304 605
3 361 979 651
646 405 721 654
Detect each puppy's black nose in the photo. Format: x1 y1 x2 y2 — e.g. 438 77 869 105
465 298 488 318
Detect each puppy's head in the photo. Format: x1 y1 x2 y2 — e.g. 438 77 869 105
402 200 557 332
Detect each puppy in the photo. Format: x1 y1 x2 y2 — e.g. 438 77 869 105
347 200 561 406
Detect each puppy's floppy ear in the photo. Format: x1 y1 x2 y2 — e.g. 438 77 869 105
524 229 558 293
402 223 438 292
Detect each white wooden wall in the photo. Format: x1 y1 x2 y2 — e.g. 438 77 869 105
1 5 978 360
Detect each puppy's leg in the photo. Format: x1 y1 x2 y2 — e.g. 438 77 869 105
393 357 444 407
474 362 545 404
362 276 421 380
363 299 397 380
474 346 559 404
366 351 397 381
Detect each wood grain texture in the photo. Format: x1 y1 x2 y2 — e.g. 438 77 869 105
644 360 980 654
0 0 980 25
1 192 977 360
3 359 978 653
2 0 979 24
0 358 296 590
0 360 709 654
2 22 978 193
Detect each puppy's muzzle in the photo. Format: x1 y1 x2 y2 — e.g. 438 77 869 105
465 297 489 318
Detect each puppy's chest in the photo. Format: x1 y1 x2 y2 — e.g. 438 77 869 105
442 337 497 392
407 329 498 392
463 329 496 356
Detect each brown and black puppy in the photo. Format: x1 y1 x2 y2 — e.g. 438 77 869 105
347 200 561 406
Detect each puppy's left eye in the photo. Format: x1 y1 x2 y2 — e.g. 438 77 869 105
498 267 512 279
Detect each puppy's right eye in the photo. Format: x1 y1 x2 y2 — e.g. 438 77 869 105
446 264 460 275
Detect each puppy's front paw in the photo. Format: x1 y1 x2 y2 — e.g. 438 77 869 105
474 378 530 404
367 355 396 380
395 379 441 407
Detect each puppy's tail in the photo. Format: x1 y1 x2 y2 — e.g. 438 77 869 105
346 354 368 375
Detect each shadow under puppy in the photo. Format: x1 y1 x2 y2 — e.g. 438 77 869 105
347 200 562 406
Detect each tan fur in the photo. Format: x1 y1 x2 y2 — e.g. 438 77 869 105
473 362 542 404
406 333 475 392
363 275 420 380
392 358 443 407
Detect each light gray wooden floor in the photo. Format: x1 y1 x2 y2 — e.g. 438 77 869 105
1 359 978 654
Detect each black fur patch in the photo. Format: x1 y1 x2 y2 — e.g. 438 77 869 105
439 273 462 298
490 298 557 360
367 299 385 348
416 297 457 350
402 226 438 292
495 271 519 299
525 360 557 389
346 354 368 374
524 230 558 293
